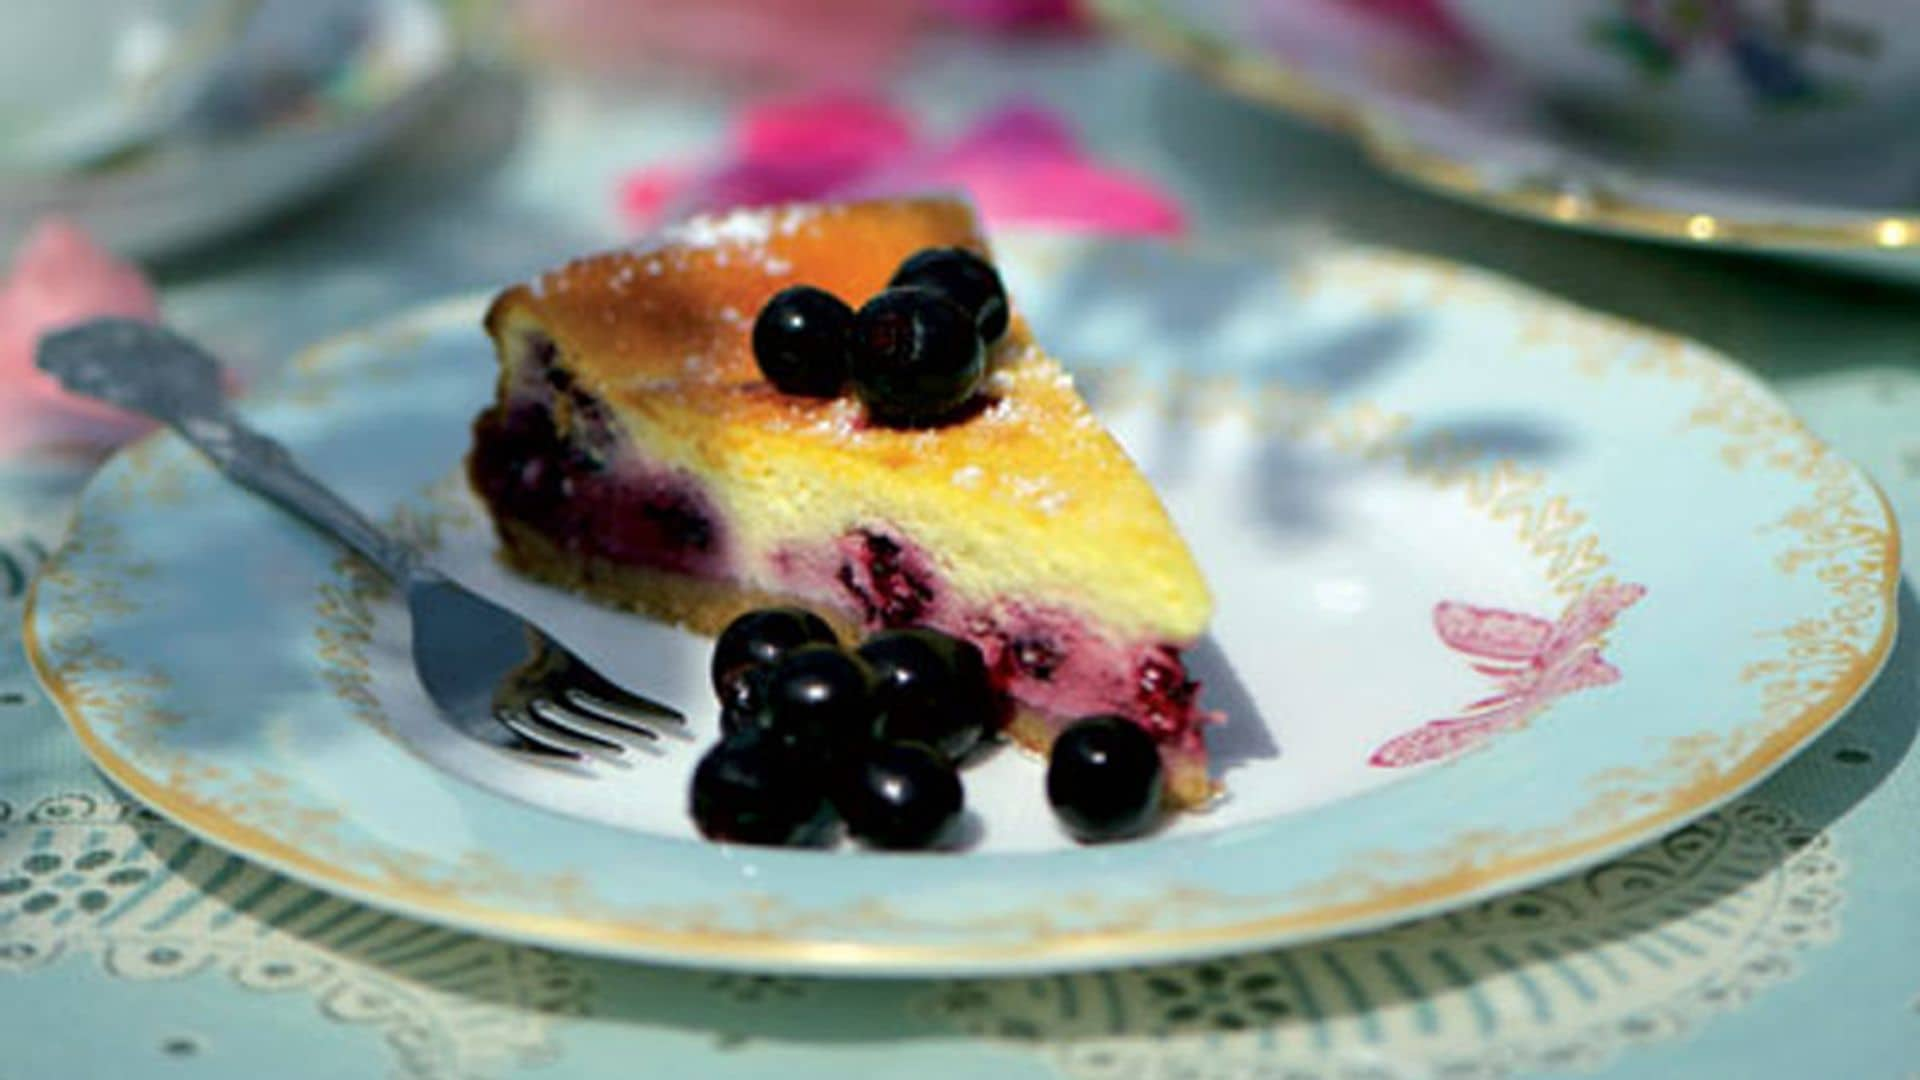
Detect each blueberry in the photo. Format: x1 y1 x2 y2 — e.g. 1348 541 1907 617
835 742 964 850
718 665 772 737
859 628 994 762
890 247 1009 343
752 285 854 397
1046 715 1163 843
711 607 838 695
850 287 986 427
689 728 835 846
761 643 880 755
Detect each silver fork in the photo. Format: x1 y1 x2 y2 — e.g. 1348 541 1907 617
38 318 684 764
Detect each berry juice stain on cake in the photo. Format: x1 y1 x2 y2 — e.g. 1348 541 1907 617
469 332 729 577
835 530 937 627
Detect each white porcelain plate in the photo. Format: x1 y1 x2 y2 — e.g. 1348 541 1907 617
25 233 1897 975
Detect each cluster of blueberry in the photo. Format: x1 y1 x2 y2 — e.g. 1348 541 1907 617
689 607 1167 850
750 247 1010 426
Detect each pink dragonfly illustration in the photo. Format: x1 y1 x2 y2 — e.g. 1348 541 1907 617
1369 582 1646 768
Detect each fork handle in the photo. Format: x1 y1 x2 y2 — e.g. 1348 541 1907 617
175 411 421 583
38 318 420 584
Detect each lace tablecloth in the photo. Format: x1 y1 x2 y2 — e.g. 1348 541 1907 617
2 40 1916 1079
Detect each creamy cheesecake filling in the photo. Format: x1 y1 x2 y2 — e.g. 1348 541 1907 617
467 333 1214 765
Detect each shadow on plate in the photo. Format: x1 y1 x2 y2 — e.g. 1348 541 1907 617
1188 634 1278 775
112 580 1914 1073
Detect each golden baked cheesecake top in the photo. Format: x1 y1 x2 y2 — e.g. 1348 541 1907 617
482 196 1211 643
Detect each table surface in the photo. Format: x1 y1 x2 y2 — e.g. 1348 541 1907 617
3 31 1918 1080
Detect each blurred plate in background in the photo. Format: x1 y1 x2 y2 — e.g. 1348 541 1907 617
0 0 258 174
1093 0 1920 283
0 0 453 261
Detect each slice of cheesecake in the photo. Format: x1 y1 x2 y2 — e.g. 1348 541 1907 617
467 197 1218 804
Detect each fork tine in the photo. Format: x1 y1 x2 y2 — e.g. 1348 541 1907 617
503 732 588 763
558 654 686 722
544 698 670 758
495 703 605 763
495 726 583 760
527 699 634 760
561 688 671 739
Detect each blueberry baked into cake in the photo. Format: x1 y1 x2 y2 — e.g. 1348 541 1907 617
466 196 1218 814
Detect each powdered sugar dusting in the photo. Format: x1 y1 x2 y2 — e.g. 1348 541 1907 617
1011 475 1069 516
637 204 821 279
802 397 868 440
952 464 984 489
774 204 820 235
523 205 816 303
660 203 821 250
662 209 774 249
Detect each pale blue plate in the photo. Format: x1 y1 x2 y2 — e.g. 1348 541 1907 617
24 234 1898 976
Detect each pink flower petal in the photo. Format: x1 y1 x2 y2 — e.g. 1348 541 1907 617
736 95 917 169
621 95 924 229
616 96 1186 237
623 96 1185 237
617 166 694 224
940 100 1082 162
923 160 1186 235
0 219 161 457
895 102 1185 234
